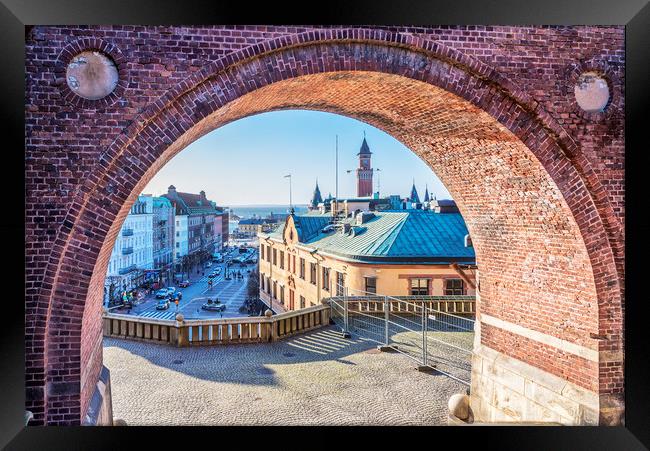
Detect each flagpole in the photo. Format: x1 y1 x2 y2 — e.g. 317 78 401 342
335 135 338 214
284 174 293 213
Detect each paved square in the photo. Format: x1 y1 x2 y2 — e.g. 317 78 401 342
104 327 467 425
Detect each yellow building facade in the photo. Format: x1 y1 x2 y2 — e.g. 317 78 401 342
258 211 476 312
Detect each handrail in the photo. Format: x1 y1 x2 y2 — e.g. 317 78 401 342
103 304 331 346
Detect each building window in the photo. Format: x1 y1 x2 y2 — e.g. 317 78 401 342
364 277 377 294
280 285 285 304
273 249 277 266
273 281 277 299
410 279 430 296
310 263 316 285
322 267 330 291
260 245 265 261
292 255 296 274
260 273 264 289
300 295 305 309
445 279 465 296
299 258 305 279
266 245 271 263
336 272 345 296
280 251 285 269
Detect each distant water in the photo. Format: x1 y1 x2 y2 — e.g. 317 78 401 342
228 204 308 233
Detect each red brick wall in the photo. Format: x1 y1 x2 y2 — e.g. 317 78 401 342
25 26 624 424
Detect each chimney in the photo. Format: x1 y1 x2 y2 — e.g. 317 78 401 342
168 185 177 196
200 190 206 199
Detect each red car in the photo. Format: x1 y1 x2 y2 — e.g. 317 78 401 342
178 280 190 288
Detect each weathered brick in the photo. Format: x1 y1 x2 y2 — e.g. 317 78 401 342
25 25 624 425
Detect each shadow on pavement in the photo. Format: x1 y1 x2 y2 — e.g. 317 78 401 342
103 326 378 387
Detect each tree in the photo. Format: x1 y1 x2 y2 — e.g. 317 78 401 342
246 263 260 299
240 263 264 315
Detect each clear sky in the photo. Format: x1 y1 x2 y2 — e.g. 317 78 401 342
143 110 451 206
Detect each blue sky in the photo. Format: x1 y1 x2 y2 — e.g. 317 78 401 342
143 110 451 206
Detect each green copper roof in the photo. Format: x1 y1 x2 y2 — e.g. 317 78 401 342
152 196 172 208
263 210 475 264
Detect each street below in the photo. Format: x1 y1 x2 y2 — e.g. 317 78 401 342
104 326 466 425
110 247 259 320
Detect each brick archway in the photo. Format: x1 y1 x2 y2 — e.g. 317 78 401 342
25 27 624 425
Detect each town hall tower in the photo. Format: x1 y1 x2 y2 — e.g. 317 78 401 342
356 134 373 197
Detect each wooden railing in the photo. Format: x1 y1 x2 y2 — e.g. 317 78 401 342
103 304 330 346
325 295 476 316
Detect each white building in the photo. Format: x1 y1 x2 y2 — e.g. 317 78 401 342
104 195 154 303
174 215 189 259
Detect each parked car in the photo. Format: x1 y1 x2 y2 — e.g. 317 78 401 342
155 289 169 299
178 280 190 288
156 299 170 310
201 299 226 312
166 287 177 296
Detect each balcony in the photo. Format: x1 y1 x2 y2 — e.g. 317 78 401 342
122 228 134 237
122 246 133 255
118 264 137 275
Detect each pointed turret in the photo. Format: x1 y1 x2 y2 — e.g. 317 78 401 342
310 180 323 209
357 135 372 156
424 185 430 203
409 179 420 204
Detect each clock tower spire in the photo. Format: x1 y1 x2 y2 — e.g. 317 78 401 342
356 132 373 197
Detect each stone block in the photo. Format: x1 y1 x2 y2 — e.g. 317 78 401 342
491 381 525 421
524 380 580 422
483 358 525 395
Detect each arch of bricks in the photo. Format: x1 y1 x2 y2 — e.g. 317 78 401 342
25 26 624 425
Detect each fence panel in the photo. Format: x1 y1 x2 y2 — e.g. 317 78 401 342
328 284 475 385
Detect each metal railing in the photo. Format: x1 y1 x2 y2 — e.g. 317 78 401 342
327 284 475 385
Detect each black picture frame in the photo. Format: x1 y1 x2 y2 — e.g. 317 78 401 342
4 0 649 449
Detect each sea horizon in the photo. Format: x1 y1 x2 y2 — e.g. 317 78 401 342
226 203 309 208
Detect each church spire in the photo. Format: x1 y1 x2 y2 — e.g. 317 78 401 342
424 185 430 203
310 179 323 209
409 179 420 204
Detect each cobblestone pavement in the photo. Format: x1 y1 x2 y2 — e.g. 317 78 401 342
104 326 467 425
